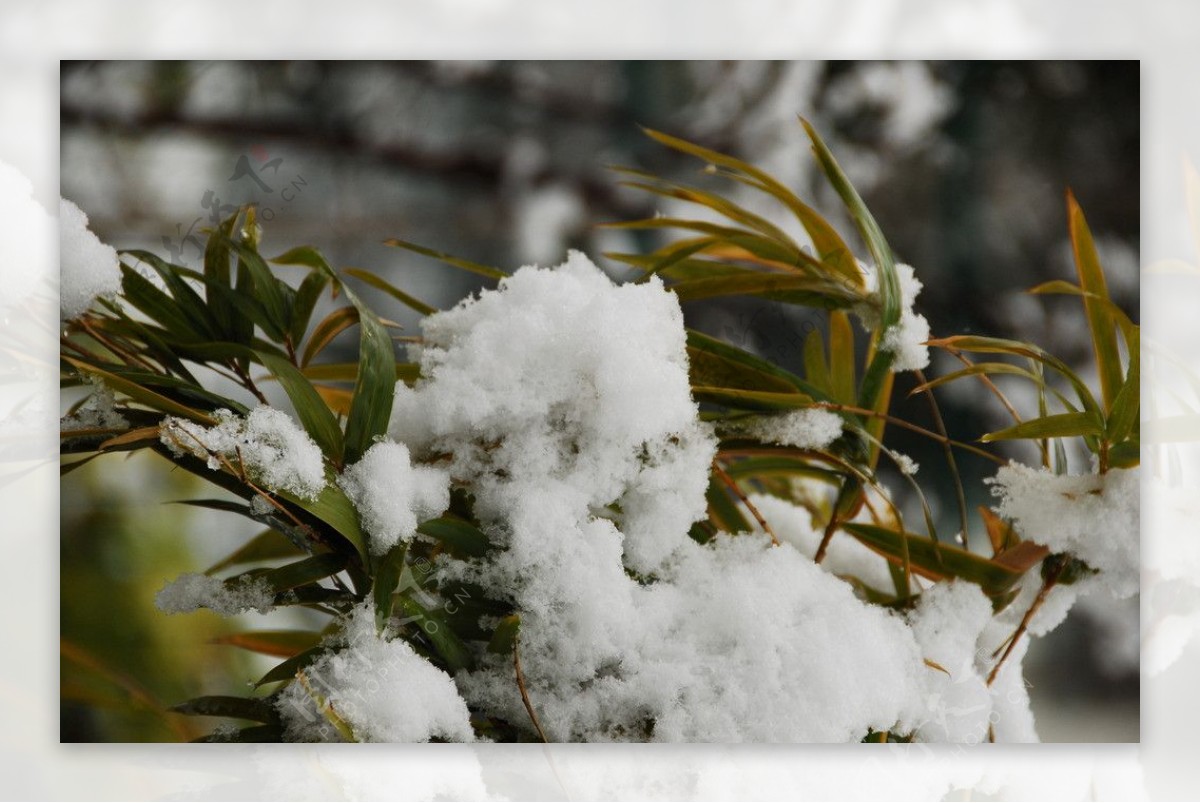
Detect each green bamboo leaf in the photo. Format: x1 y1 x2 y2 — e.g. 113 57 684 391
394 594 474 672
668 272 861 307
828 311 856 405
256 645 328 687
639 127 860 287
121 250 218 340
615 176 805 262
200 278 287 342
275 477 369 561
203 209 242 340
722 456 840 484
1067 192 1122 412
910 362 1046 394
487 614 521 655
290 269 331 346
256 552 348 594
928 335 1103 418
980 411 1104 443
269 245 337 279
416 516 492 558
605 252 746 281
206 528 306 575
299 362 420 384
803 329 832 396
119 265 204 342
1106 328 1140 444
383 238 507 280
344 268 437 316
842 522 1026 597
340 286 395 465
603 218 806 267
63 357 216 424
226 237 293 340
170 695 278 723
257 351 345 462
686 329 813 395
373 541 408 633
801 118 899 330
692 385 813 412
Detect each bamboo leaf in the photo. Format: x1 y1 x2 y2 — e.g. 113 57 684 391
211 630 323 659
341 286 395 465
344 268 437 316
226 238 293 340
828 311 856 405
300 362 420 384
842 522 1027 597
639 127 860 287
256 645 328 687
373 542 408 633
290 269 331 346
383 238 507 280
394 594 474 672
416 516 492 558
487 614 521 655
1067 192 1122 412
801 118 899 330
669 272 861 307
257 552 348 594
171 695 278 723
803 329 831 397
275 478 369 562
257 351 345 462
206 529 306 575
980 411 1104 443
302 306 359 368
691 386 813 412
63 357 216 424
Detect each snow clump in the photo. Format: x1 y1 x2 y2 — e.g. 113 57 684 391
276 602 475 743
388 252 930 741
987 462 1139 599
338 440 451 555
155 572 275 616
160 406 326 500
60 197 121 319
859 261 931 372
749 407 843 450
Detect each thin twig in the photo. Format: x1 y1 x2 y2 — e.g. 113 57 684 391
914 368 970 540
810 401 1005 465
514 634 549 743
987 560 1065 686
712 459 780 546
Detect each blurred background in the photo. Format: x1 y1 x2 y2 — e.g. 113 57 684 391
59 60 1139 742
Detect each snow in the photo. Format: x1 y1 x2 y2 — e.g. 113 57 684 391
907 581 995 743
338 440 451 556
160 406 327 500
60 376 128 431
388 252 932 742
59 197 121 319
275 603 475 743
748 408 843 450
155 572 275 616
987 463 1140 599
749 492 896 595
859 261 931 372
